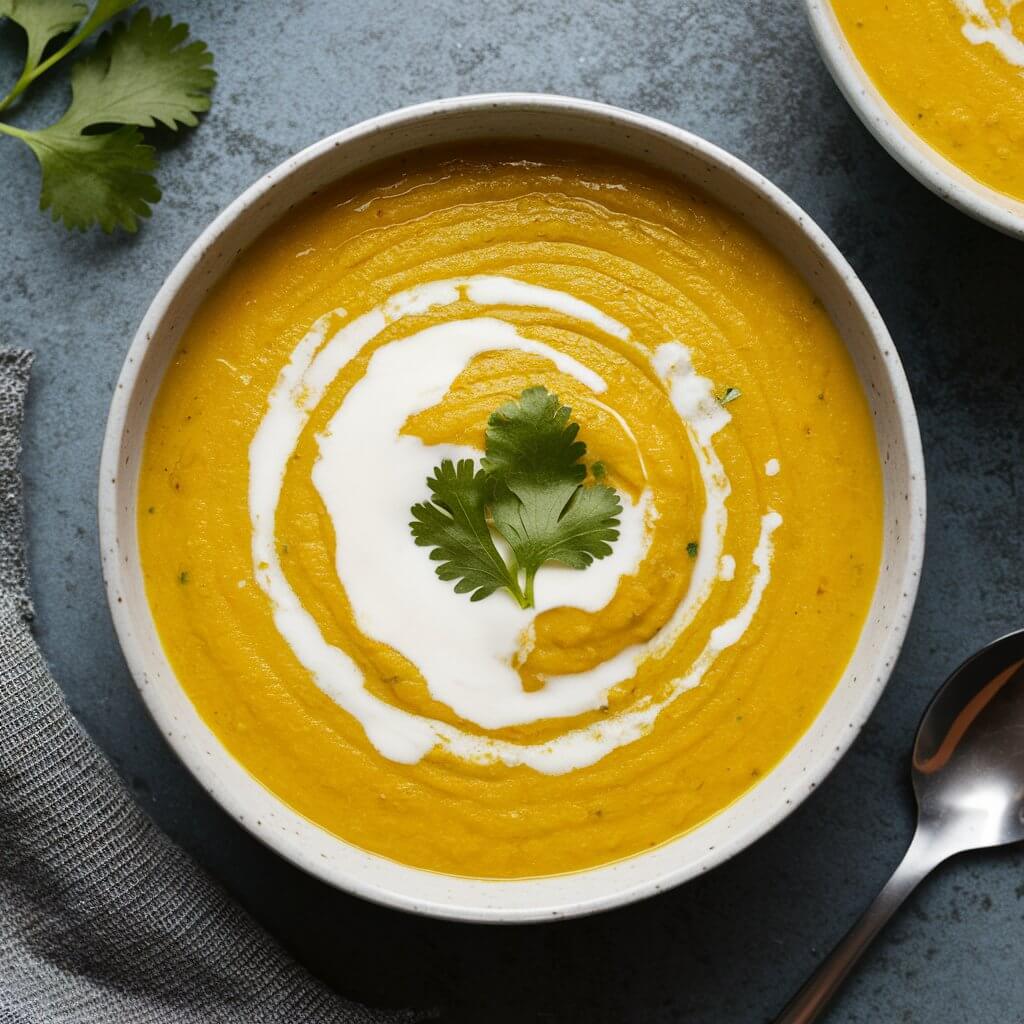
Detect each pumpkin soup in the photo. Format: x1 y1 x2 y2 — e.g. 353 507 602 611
138 146 883 878
831 0 1024 201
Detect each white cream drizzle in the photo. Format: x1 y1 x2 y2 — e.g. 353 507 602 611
953 0 1024 67
248 275 783 774
313 319 652 730
709 513 783 650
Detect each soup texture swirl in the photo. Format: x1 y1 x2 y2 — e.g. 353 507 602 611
139 147 883 877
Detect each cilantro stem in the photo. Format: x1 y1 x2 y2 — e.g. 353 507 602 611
0 120 30 140
523 569 536 610
507 564 530 609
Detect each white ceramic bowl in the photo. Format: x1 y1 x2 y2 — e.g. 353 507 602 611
99 94 926 923
805 0 1024 238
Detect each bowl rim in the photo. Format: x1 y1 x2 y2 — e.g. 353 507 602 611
98 92 927 923
804 0 1024 239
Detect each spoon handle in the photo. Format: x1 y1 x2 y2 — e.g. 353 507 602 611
773 827 949 1023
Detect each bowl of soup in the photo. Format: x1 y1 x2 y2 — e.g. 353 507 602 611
99 94 925 921
806 0 1024 237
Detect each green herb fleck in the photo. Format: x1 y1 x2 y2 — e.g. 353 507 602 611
591 460 606 480
718 386 742 406
410 386 621 608
177 569 189 584
687 541 699 558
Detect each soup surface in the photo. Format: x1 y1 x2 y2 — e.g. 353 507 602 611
139 146 883 878
831 0 1024 201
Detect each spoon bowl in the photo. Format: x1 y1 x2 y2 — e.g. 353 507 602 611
777 628 1024 1023
913 632 1024 853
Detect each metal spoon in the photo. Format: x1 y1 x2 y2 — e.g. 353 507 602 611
775 628 1024 1023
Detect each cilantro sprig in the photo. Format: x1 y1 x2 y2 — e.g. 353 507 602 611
0 2 215 231
410 386 622 609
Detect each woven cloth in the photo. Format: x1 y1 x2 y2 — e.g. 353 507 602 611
0 349 407 1024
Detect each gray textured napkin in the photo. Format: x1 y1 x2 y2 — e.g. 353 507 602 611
0 349 409 1024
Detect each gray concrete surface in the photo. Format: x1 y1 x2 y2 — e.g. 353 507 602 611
1 1 1022 1021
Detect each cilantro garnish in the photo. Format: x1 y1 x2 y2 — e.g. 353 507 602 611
0 3 215 232
410 459 527 606
410 386 622 609
719 386 742 406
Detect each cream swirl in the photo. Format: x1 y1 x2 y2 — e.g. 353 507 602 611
248 276 782 775
953 0 1024 66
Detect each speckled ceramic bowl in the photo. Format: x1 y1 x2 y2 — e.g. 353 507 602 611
99 94 926 922
805 0 1024 239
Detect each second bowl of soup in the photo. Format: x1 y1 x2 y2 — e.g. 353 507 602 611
807 0 1024 236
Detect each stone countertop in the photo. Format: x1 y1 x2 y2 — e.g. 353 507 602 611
1 2 1021 1021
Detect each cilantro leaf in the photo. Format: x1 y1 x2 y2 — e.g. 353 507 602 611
486 387 621 603
482 386 587 488
0 5 214 231
491 476 621 569
21 123 159 231
410 459 527 606
410 386 622 609
64 9 215 131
